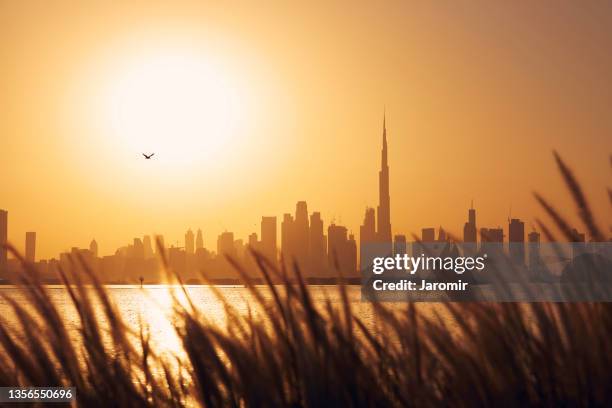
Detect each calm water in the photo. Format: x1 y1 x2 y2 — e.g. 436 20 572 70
0 285 449 360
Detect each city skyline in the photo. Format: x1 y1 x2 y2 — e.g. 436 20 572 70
2 116 595 283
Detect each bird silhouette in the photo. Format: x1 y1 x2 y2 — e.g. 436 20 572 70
142 153 155 159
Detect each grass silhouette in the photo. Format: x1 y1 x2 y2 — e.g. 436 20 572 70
0 151 610 407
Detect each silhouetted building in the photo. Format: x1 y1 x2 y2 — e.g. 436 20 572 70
294 201 310 265
234 239 246 260
437 227 447 242
261 216 277 262
480 227 504 260
281 213 295 261
248 232 259 248
196 229 204 250
359 207 377 271
142 236 153 259
132 238 145 259
360 207 376 244
528 231 541 272
480 228 504 243
328 224 356 275
0 210 7 272
309 212 326 270
508 218 525 266
422 228 436 243
90 239 98 258
463 203 477 254
377 114 392 245
217 232 235 257
168 246 186 277
25 232 36 262
394 234 407 256
185 229 195 255
347 234 357 276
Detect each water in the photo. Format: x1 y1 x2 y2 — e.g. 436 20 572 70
0 285 447 361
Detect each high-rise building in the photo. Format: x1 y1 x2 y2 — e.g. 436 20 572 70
142 236 153 259
25 232 36 262
394 234 407 256
437 227 447 242
528 231 541 272
422 228 436 243
196 229 204 250
377 114 392 244
480 227 504 258
90 239 99 258
0 210 7 271
359 207 377 271
327 224 357 276
217 232 235 257
360 207 376 244
463 203 477 241
133 238 145 259
463 203 477 255
281 213 295 260
234 239 246 260
185 229 195 255
248 232 259 248
328 223 347 268
261 216 277 261
294 201 310 265
346 234 357 275
508 218 525 266
480 228 504 243
309 212 326 270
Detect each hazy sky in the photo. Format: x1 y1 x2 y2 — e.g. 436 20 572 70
1 1 611 258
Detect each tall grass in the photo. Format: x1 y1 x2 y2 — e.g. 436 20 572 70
0 151 610 407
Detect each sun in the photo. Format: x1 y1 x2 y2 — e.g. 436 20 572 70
106 51 247 170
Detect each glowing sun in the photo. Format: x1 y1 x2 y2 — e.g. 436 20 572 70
106 52 247 169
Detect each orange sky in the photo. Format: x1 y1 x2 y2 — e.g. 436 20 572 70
1 1 611 259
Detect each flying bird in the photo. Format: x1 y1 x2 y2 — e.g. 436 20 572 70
142 153 155 159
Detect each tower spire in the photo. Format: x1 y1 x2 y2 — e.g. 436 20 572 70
377 110 392 244
381 109 388 168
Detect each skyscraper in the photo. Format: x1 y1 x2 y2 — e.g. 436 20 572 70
394 234 407 256
196 229 204 250
185 229 195 255
133 238 145 259
463 202 477 243
360 207 376 244
281 213 295 260
25 232 36 262
217 232 235 257
261 216 277 262
327 224 357 275
359 207 377 271
90 239 99 258
463 203 477 256
294 201 310 265
142 235 153 259
377 114 392 244
528 231 541 272
508 218 525 266
0 210 7 271
309 212 326 269
422 228 436 243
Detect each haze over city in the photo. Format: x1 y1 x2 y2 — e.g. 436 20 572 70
1 1 611 259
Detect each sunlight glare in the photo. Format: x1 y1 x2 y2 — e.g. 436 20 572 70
106 52 247 170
